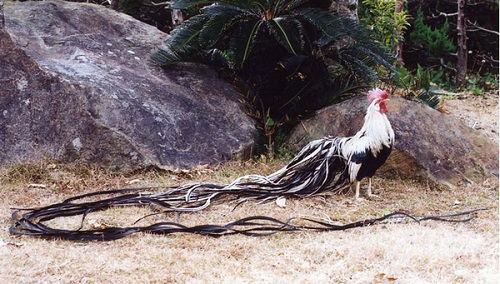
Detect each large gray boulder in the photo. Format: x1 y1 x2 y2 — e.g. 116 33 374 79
0 1 255 170
286 96 499 187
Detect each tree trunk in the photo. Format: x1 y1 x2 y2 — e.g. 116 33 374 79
330 0 358 22
0 0 5 30
171 9 184 29
394 0 405 67
456 0 467 86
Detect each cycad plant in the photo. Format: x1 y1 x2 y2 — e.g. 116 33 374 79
151 0 393 133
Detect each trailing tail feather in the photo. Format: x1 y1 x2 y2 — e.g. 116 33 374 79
146 136 351 212
9 137 354 239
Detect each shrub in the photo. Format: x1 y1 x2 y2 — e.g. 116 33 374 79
151 0 393 124
409 8 456 59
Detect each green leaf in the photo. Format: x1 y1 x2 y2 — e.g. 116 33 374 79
265 118 275 127
230 19 263 65
267 18 298 55
295 8 345 41
166 14 211 48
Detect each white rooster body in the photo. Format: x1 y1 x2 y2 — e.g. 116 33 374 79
336 89 395 198
270 88 394 200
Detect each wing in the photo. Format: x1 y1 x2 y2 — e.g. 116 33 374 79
339 134 371 182
345 134 393 182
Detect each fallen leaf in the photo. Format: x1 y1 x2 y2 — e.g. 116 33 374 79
46 163 57 170
126 179 141 185
88 219 110 230
374 273 397 282
28 183 47 188
276 197 286 208
374 273 386 281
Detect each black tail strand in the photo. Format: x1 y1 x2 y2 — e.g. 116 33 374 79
9 203 487 241
8 137 487 241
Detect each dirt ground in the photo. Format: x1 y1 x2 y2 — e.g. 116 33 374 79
0 93 498 283
445 92 499 145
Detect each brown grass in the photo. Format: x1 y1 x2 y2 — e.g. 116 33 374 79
1 160 498 283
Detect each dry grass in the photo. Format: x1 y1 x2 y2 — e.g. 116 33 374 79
1 160 498 284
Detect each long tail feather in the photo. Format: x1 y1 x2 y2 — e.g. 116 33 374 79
164 137 351 210
8 137 357 239
10 138 352 234
9 137 487 241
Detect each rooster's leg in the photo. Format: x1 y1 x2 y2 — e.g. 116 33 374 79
355 181 361 199
366 178 379 198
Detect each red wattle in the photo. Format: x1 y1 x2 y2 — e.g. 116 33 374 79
380 103 387 114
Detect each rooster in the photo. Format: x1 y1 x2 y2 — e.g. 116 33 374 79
10 89 396 239
154 88 395 208
11 90 396 241
337 88 395 199
260 88 395 200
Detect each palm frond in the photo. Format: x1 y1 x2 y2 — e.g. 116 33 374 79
198 8 243 48
295 8 346 41
229 19 263 66
277 56 325 108
340 16 369 40
266 18 301 55
150 46 210 65
207 49 234 70
337 52 378 84
351 42 395 71
201 2 254 16
170 0 215 9
171 0 263 10
278 54 309 76
283 0 310 11
165 14 211 48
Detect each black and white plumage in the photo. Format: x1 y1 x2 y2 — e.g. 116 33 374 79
252 87 395 200
336 88 395 199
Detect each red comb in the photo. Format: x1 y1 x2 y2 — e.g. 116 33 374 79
367 88 389 102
